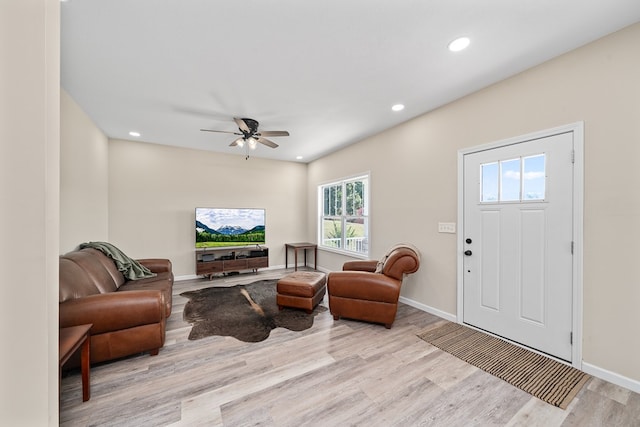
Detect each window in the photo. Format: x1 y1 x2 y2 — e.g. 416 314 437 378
481 154 546 203
319 174 369 256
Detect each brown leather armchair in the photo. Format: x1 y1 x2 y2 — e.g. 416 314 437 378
327 246 420 328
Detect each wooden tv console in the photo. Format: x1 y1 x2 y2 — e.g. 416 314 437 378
195 246 269 279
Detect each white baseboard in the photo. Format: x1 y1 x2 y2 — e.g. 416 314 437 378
398 296 457 323
175 274 200 281
582 362 640 394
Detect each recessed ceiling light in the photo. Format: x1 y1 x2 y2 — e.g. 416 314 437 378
129 131 141 137
448 37 470 52
296 155 303 160
391 104 405 112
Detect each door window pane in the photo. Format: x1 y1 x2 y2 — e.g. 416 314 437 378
523 154 546 200
481 162 499 202
500 158 521 201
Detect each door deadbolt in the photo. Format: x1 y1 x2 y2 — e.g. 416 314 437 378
465 238 472 244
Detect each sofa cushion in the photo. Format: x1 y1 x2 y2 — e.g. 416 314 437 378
80 248 126 288
62 250 120 293
328 271 401 303
119 272 174 316
79 242 157 281
59 258 100 302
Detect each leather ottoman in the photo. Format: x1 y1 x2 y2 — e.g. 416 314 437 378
277 271 326 313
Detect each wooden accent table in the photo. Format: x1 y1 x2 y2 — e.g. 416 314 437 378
59 324 92 402
285 242 318 271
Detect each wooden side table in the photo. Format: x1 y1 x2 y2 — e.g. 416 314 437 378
59 324 92 402
285 242 318 271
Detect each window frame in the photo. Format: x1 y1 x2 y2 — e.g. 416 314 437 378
318 173 370 257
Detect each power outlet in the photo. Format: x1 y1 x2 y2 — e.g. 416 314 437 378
438 222 456 233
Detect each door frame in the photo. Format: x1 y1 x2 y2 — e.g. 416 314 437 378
456 122 584 368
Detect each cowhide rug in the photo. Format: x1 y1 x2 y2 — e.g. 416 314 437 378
180 279 326 342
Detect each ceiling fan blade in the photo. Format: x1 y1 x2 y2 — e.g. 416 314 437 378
200 129 241 135
229 137 243 147
234 118 251 134
256 137 278 148
258 130 290 137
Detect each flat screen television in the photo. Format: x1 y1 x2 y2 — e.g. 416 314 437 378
195 207 266 248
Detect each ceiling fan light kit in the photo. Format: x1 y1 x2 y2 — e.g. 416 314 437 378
201 117 289 160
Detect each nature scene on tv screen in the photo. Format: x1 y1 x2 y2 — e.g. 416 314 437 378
196 208 265 248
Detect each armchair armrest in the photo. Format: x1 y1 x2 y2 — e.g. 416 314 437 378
382 248 420 280
342 260 378 272
137 258 172 273
59 290 165 335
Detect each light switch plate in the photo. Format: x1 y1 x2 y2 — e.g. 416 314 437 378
438 222 456 233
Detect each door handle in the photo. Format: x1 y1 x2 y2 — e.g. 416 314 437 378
464 250 472 256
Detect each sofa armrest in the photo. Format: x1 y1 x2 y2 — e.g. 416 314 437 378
59 290 165 335
342 260 378 272
137 258 172 274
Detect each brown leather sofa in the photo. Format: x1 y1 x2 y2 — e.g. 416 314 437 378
327 246 420 328
59 248 174 365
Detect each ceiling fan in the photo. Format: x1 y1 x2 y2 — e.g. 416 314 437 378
200 118 289 158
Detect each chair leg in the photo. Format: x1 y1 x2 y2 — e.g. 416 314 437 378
332 315 340 321
384 323 392 329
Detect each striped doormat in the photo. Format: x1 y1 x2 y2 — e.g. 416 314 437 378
417 322 590 409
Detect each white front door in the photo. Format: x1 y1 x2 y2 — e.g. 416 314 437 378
462 131 574 361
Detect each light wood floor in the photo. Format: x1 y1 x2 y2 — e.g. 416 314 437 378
60 269 640 426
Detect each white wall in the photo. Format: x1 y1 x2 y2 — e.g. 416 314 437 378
107 139 308 277
308 23 640 384
0 0 60 424
60 89 109 253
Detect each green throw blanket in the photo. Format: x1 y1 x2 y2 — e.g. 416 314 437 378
79 241 157 280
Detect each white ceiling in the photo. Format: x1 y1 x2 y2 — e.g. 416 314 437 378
61 1 640 162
